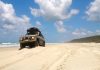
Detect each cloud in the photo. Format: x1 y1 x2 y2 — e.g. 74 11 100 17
72 29 87 36
0 1 31 42
30 8 44 17
35 21 42 28
30 0 79 33
55 21 66 33
72 28 100 38
31 0 79 20
96 29 100 34
86 0 100 21
72 28 94 36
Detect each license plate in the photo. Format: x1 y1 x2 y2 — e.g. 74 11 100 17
25 40 28 41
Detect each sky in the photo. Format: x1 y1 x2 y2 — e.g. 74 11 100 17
0 0 100 43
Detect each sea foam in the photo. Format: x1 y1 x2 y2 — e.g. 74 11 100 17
0 43 19 47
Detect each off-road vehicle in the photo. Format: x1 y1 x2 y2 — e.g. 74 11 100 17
19 27 45 50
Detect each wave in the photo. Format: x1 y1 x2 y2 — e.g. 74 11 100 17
0 42 19 47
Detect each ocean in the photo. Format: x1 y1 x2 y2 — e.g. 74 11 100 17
0 43 67 47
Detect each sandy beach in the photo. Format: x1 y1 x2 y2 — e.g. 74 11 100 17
0 43 100 70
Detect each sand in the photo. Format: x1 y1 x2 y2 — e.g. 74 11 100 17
0 43 100 70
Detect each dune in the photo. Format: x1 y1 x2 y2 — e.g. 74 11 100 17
0 43 100 70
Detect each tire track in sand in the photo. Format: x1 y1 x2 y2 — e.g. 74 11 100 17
40 44 82 70
0 47 47 70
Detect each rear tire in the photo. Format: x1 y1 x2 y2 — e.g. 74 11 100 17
39 40 45 47
43 41 45 47
41 41 45 47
